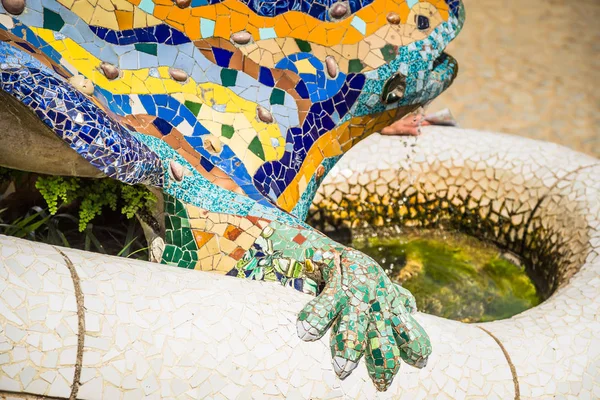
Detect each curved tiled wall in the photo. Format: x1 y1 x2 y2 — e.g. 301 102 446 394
1 127 599 399
311 128 599 298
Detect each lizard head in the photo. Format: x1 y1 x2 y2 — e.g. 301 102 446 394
332 0 466 134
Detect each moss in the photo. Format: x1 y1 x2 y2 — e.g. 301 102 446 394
352 229 541 323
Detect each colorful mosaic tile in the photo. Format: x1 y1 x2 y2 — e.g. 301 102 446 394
0 0 465 390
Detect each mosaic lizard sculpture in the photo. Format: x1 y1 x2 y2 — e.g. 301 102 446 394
0 0 464 390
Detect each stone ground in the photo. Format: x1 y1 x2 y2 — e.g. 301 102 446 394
431 0 600 157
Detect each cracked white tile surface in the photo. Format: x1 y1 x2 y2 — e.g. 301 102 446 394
0 240 77 398
1 128 599 399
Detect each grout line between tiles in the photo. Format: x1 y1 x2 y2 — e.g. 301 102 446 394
478 326 520 400
54 248 86 400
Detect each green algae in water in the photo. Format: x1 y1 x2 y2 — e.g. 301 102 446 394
352 229 541 323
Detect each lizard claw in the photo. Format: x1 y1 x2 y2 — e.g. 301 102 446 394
333 356 359 380
296 319 322 341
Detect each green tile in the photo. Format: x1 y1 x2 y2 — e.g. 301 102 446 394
248 136 265 160
162 245 176 262
134 43 157 56
172 247 183 262
304 248 315 259
182 229 195 250
221 124 234 139
220 68 238 87
165 197 176 214
165 217 173 231
184 100 202 116
291 260 303 278
269 88 285 105
380 44 397 63
295 39 312 52
182 260 195 269
348 59 365 73
174 198 187 217
180 217 190 228
43 8 65 31
173 229 182 247
399 331 410 343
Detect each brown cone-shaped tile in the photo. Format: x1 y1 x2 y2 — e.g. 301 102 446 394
316 165 326 178
174 0 191 9
387 12 401 25
231 31 252 45
329 2 348 19
257 106 274 123
100 62 120 80
169 67 188 82
170 161 185 182
2 0 25 15
325 56 338 79
203 135 222 154
68 75 94 95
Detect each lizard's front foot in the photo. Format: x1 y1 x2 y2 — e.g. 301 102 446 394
296 249 431 391
381 108 457 136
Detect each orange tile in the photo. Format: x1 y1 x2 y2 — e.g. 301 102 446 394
230 247 247 261
214 16 233 39
224 225 243 241
153 5 171 21
115 10 134 31
167 6 190 24
192 230 215 248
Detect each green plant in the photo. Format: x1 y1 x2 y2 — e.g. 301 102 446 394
121 184 157 219
0 168 153 260
35 175 156 231
0 206 53 239
0 206 149 259
34 176 80 214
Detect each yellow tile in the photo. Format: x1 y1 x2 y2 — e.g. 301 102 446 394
295 58 317 75
204 236 221 256
236 232 257 249
62 0 95 25
111 0 134 11
90 7 119 30
211 223 227 237
217 238 237 254
215 256 236 273
190 218 207 230
57 0 76 10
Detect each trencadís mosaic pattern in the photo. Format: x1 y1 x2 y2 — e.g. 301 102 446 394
0 0 463 390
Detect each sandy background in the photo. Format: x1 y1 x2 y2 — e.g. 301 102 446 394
431 0 600 157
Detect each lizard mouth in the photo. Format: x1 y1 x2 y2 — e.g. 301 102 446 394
433 52 450 70
432 52 459 84
381 52 458 105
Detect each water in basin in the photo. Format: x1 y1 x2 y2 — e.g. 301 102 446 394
341 228 541 323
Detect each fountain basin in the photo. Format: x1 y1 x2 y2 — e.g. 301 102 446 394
0 127 598 399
